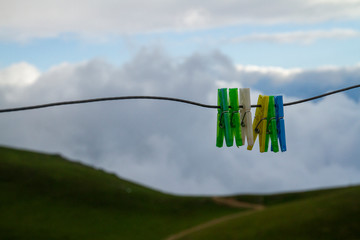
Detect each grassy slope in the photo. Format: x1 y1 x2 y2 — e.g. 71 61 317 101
0 146 240 240
230 187 347 206
180 186 360 240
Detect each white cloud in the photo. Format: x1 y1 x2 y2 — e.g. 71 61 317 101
0 62 40 102
235 62 360 102
233 29 360 44
236 65 303 82
1 0 360 41
0 49 360 195
182 8 210 28
0 62 40 87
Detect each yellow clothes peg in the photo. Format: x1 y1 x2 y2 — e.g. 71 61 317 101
247 95 269 152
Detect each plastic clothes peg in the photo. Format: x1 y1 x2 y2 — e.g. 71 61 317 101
247 95 269 152
216 89 225 147
216 88 233 147
240 88 254 148
275 95 287 152
265 96 279 153
229 88 243 147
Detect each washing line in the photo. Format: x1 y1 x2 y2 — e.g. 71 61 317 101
0 84 359 113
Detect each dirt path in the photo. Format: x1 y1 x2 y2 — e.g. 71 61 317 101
165 197 265 240
212 197 264 210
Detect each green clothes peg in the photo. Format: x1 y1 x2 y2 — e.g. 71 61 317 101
216 89 224 148
229 88 243 147
265 96 279 152
216 88 233 147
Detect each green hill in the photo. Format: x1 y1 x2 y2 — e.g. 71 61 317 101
179 186 360 240
230 185 349 206
0 146 240 240
1 146 359 240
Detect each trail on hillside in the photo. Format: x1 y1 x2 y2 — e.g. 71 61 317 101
165 197 265 240
212 197 264 210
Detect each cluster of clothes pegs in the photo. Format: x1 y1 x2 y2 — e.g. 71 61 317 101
216 88 286 152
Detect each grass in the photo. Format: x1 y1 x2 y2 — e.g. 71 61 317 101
1 145 359 240
0 146 240 240
229 187 347 206
180 186 360 240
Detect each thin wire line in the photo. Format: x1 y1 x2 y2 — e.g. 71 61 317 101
0 96 218 113
0 84 359 113
283 84 360 106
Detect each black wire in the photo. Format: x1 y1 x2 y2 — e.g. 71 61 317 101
0 84 359 113
0 96 218 113
283 84 360 106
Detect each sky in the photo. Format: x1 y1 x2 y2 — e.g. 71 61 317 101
0 0 360 195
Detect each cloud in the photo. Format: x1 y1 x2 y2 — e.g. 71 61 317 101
233 29 360 45
0 62 40 102
1 0 360 41
0 49 360 195
236 63 360 102
0 62 40 87
236 65 303 81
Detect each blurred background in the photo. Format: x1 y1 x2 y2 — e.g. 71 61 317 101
1 0 360 195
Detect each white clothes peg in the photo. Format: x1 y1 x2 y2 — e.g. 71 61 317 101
240 88 254 148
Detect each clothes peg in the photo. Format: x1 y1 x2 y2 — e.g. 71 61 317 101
216 89 225 148
266 96 279 153
229 88 243 147
275 95 287 152
216 88 233 147
248 95 269 152
240 88 254 148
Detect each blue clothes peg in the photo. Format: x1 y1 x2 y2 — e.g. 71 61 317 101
274 96 287 152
